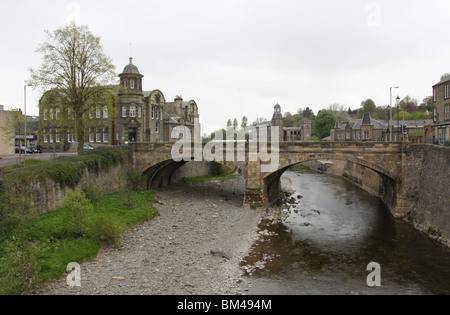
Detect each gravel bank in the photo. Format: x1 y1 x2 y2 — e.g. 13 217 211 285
36 177 265 295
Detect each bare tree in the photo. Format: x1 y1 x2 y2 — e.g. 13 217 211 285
29 23 118 155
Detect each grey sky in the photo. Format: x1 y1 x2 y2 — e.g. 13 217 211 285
1 0 449 134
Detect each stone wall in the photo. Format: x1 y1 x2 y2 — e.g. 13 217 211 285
403 145 450 243
14 161 132 215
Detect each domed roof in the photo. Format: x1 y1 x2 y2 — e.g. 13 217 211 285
120 57 143 77
272 103 282 119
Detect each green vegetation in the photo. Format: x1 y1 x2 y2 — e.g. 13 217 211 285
182 161 238 185
314 110 336 139
444 140 450 147
428 226 443 237
289 164 311 172
0 147 126 189
0 189 158 295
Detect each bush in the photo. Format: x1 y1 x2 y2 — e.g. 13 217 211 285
128 170 144 191
87 217 125 248
444 140 450 147
62 192 93 237
82 181 102 202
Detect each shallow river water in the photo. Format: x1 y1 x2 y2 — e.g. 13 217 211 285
241 172 450 295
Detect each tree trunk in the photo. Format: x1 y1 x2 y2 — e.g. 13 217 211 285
75 112 85 156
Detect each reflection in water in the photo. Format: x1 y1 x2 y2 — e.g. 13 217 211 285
241 172 450 295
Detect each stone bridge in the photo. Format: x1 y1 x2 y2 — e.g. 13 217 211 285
130 141 411 218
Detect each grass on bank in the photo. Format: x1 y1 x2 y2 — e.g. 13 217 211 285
0 189 158 295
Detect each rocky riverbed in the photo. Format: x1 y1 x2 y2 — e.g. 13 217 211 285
35 177 277 295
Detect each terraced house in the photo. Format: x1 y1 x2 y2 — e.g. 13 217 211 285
39 57 200 151
432 75 450 145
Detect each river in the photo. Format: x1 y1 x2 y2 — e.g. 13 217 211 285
241 171 450 295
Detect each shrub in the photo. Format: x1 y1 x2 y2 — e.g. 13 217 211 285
127 170 144 191
444 140 450 147
62 192 93 237
87 217 125 248
82 181 102 202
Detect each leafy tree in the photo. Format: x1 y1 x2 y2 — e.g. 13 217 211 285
418 96 434 113
314 110 336 139
233 118 239 130
29 23 118 155
301 107 315 119
361 99 376 114
440 73 450 81
241 116 248 129
226 119 232 130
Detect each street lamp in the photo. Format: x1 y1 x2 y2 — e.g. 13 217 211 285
390 87 399 141
23 82 32 167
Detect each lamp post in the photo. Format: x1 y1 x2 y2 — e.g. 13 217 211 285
390 86 399 141
23 82 32 167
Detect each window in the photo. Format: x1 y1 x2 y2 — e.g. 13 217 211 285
155 107 159 120
445 104 450 120
364 131 370 139
103 106 108 118
156 122 160 134
44 132 48 143
103 128 109 143
130 106 136 118
55 130 61 143
434 87 438 102
151 106 155 119
438 128 446 145
55 108 60 120
122 106 127 118
89 128 95 143
445 85 450 99
160 108 163 120
138 106 142 118
49 128 54 143
96 128 102 142
130 80 135 89
96 106 101 118
124 80 128 88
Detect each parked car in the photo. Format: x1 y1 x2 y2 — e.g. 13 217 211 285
29 145 43 153
16 146 34 154
83 144 94 151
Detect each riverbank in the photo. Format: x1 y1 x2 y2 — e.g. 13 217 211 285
35 177 265 295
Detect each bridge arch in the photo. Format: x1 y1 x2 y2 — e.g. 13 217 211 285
262 154 400 211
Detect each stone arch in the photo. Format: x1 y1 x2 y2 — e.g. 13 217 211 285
261 154 400 206
143 159 188 189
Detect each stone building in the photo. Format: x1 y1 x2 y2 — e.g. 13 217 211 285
113 57 200 144
331 112 387 141
257 104 312 142
0 105 15 155
431 76 450 145
39 57 200 150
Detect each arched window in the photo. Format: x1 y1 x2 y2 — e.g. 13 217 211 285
124 79 128 88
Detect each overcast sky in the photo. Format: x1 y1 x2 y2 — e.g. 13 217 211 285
1 0 449 134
